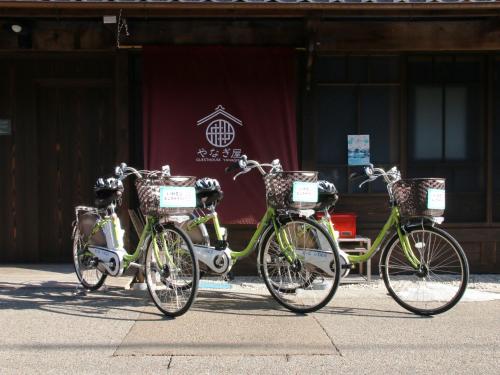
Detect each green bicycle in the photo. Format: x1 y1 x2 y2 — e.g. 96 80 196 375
316 164 469 316
184 156 341 313
72 163 199 317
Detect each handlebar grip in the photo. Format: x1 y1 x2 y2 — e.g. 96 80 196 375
225 161 240 174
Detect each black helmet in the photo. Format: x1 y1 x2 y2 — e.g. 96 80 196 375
195 177 223 209
318 180 337 194
93 177 124 208
195 177 221 191
315 180 339 211
94 177 124 192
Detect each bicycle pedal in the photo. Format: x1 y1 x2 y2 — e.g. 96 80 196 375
341 263 355 270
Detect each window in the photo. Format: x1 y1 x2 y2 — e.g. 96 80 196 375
314 55 400 193
411 86 469 161
407 56 484 222
309 54 490 223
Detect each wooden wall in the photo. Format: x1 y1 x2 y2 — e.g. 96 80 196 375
0 16 498 273
316 20 500 52
0 53 129 262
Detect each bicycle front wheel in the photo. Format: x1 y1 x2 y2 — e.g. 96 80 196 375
145 224 199 317
259 216 341 313
381 225 469 315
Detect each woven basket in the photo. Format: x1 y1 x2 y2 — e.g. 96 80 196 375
392 178 446 218
264 171 318 210
135 176 196 216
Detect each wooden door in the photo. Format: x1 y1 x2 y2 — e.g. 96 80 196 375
0 55 122 262
37 83 115 261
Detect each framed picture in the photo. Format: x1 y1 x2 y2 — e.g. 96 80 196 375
348 135 370 166
0 119 11 136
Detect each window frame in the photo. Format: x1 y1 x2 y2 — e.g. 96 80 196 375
307 53 493 224
311 54 402 195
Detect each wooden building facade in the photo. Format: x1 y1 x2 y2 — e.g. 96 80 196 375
0 1 499 273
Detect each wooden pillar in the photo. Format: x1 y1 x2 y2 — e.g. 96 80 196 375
114 51 132 248
486 55 494 224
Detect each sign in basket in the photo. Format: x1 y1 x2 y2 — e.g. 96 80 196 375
160 186 196 208
292 181 318 203
427 188 446 210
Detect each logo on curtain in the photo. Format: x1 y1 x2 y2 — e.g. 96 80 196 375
196 105 244 162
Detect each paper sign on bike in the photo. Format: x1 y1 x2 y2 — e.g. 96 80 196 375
292 181 318 203
427 188 445 210
160 186 196 208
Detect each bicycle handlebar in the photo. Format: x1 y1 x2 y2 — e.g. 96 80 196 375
357 164 401 188
226 155 283 181
113 163 172 181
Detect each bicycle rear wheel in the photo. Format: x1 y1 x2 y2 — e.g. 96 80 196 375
72 228 107 291
145 224 199 317
381 225 469 315
259 216 340 313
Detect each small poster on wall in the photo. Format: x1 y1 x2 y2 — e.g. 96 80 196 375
348 135 370 166
0 119 11 136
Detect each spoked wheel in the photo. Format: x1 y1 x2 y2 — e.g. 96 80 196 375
145 224 199 317
259 216 340 313
72 228 107 291
381 225 469 315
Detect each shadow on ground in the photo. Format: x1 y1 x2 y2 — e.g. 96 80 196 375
0 281 154 321
0 281 420 321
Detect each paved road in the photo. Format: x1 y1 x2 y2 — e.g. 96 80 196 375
0 265 499 374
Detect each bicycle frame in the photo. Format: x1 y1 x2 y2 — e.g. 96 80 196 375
319 206 420 269
81 215 168 270
186 206 298 264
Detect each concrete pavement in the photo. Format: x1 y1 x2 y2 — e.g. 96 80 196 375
0 265 499 374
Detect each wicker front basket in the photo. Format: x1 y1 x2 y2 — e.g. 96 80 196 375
264 171 318 210
135 176 196 216
392 178 446 218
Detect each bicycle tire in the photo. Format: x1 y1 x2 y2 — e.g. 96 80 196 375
381 224 469 316
259 216 341 313
144 224 199 317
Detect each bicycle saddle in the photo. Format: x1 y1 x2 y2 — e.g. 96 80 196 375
195 177 224 209
94 177 124 208
315 180 339 211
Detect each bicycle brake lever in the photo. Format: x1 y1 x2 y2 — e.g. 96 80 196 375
359 175 377 188
233 168 250 181
359 179 370 188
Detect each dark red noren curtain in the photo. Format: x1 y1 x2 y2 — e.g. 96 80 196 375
143 46 298 224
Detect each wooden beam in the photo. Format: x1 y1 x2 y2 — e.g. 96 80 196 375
0 2 499 19
126 19 305 46
317 19 500 52
3 19 500 52
0 19 306 50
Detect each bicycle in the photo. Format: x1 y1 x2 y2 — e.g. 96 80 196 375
184 156 341 313
316 164 469 315
72 163 199 317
